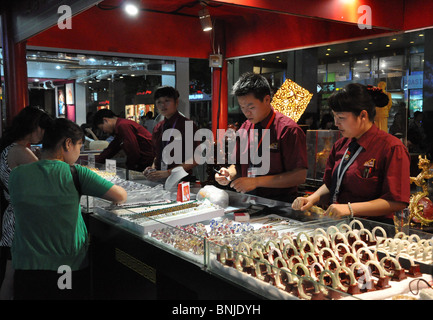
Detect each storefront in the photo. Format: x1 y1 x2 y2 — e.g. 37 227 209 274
2 0 433 304
227 30 427 144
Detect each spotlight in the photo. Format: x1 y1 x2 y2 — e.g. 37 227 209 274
124 1 139 16
198 8 212 32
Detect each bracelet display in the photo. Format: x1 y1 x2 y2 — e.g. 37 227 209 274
151 217 432 300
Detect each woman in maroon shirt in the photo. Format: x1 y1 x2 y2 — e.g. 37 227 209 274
292 83 410 222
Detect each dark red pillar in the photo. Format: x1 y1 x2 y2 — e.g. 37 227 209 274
211 59 228 137
211 20 228 139
1 6 29 129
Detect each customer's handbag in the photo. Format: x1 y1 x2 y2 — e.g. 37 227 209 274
0 179 9 239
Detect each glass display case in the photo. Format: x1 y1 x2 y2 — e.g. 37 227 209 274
205 217 433 300
306 130 342 185
93 192 433 300
83 160 433 300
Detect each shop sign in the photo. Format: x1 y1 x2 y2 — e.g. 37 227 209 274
405 74 423 89
318 82 336 94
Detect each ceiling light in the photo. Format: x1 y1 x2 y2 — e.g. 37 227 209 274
198 8 212 32
124 1 139 16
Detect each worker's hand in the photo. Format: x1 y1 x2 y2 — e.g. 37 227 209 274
143 166 156 178
145 169 171 181
230 177 257 194
215 167 231 186
292 196 314 211
324 203 350 219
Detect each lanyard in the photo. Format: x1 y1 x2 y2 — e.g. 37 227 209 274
333 144 363 203
252 111 276 153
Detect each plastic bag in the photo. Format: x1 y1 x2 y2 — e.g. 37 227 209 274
196 185 229 208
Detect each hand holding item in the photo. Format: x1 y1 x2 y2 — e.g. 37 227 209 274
145 169 171 181
292 196 314 211
215 167 231 186
324 203 350 219
143 166 156 177
230 177 257 194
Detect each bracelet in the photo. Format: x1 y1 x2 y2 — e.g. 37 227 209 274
348 202 354 218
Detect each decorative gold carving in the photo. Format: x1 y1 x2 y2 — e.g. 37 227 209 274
271 79 313 123
409 155 433 226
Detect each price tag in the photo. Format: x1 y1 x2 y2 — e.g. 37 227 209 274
106 159 116 173
88 154 95 168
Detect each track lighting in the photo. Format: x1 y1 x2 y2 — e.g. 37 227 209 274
198 8 212 32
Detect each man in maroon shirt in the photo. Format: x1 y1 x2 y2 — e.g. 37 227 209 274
215 73 308 202
144 86 199 181
93 109 154 171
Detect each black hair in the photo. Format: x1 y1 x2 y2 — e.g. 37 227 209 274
327 83 389 121
153 86 180 101
0 106 53 153
42 118 84 151
92 109 117 126
232 72 272 101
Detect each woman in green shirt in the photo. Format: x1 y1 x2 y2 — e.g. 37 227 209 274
9 118 127 300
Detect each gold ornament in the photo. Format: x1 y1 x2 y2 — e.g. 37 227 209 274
271 78 313 122
409 155 433 226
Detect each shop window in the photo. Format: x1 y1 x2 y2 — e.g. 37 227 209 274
353 59 371 80
26 50 176 125
327 62 350 82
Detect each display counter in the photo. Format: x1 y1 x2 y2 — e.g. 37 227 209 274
85 165 433 300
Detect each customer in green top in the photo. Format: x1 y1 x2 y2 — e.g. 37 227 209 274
9 118 127 300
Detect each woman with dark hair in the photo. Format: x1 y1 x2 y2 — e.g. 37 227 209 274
0 106 53 300
292 83 410 223
9 118 127 299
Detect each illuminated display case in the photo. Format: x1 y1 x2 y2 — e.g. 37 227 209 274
306 130 342 185
81 160 433 300
90 185 433 300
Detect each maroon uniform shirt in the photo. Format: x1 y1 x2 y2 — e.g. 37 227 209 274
152 111 199 170
96 118 154 171
324 124 410 218
235 109 308 202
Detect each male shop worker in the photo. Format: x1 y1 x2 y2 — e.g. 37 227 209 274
93 109 154 171
215 72 308 202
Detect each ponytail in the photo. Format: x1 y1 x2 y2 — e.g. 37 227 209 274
328 83 389 121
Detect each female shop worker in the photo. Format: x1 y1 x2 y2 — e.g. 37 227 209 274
292 83 410 222
144 86 199 181
215 72 308 202
9 118 127 300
